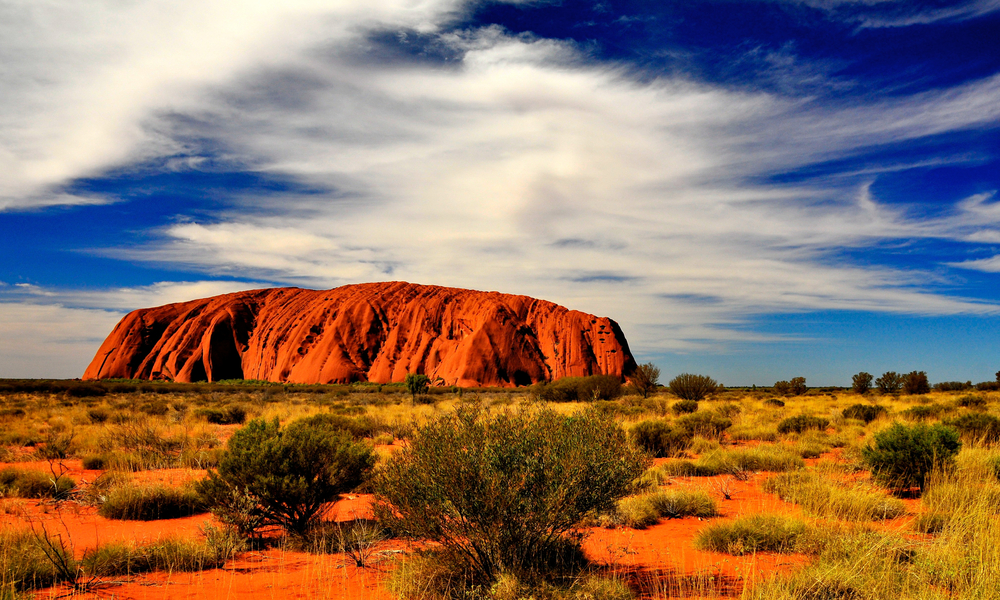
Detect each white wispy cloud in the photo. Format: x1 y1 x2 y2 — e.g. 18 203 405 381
2 1 999 364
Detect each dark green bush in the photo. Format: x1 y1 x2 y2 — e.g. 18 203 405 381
668 373 718 401
944 413 1000 443
935 381 973 392
861 423 961 493
373 405 648 585
405 373 430 399
777 415 830 435
842 404 888 424
81 455 107 470
957 394 987 409
902 371 931 395
876 372 902 394
672 400 699 415
197 417 375 536
532 375 623 402
631 420 692 457
763 398 785 408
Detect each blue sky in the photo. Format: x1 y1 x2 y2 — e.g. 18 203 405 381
2 0 999 385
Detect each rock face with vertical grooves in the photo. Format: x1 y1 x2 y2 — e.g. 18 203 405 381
83 282 636 387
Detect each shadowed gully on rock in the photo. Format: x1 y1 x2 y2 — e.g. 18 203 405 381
83 282 635 387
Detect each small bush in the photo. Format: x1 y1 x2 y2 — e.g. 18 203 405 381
374 405 648 585
861 423 961 493
533 375 624 402
661 446 804 477
777 415 829 435
0 468 74 499
614 489 718 528
87 407 111 423
293 413 382 440
694 514 809 555
197 417 375 536
763 398 785 408
668 374 718 401
81 455 107 470
672 400 699 415
842 404 887 424
303 520 386 566
631 420 692 457
675 411 732 439
98 483 206 521
194 404 247 425
81 534 237 576
957 394 987 409
944 413 1000 443
935 381 973 392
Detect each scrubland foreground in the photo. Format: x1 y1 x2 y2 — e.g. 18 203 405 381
0 377 999 599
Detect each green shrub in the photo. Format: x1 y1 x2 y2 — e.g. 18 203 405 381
694 514 809 555
98 483 206 520
668 374 718 401
614 489 717 528
631 420 692 457
777 415 829 435
373 405 648 584
81 455 107 470
197 417 375 536
81 534 238 576
533 375 624 402
763 398 785 408
661 445 804 477
944 413 1000 443
671 400 699 415
0 468 74 499
675 411 732 439
861 423 961 493
405 373 431 399
842 404 887 423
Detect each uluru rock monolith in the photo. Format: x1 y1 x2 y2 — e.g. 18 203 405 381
83 282 636 387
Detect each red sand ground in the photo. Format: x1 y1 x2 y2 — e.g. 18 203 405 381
0 455 921 600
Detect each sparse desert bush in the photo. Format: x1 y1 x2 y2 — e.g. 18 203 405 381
944 412 1000 443
935 381 973 392
373 404 648 585
193 404 247 425
862 423 961 493
668 374 718 401
671 400 699 415
852 372 874 394
694 514 810 555
763 398 785 408
303 520 386 567
842 403 887 423
777 414 829 435
729 424 779 442
292 413 383 440
404 373 430 399
81 534 237 576
98 483 205 521
875 371 903 394
197 417 375 536
763 471 906 520
532 375 624 403
630 363 660 399
0 468 74 499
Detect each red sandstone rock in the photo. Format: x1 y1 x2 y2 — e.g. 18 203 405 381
83 282 636 387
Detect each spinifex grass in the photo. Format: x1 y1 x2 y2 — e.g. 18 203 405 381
762 471 907 521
